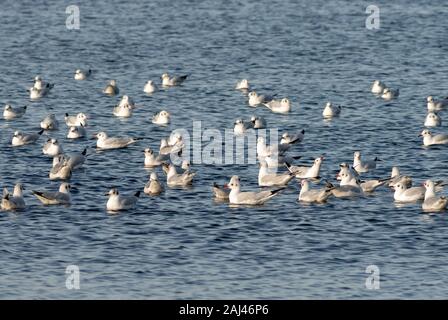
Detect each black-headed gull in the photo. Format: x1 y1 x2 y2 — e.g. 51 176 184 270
3 105 26 120
144 80 158 94
233 119 253 135
353 151 380 173
419 129 448 146
106 188 140 211
144 148 166 167
12 130 43 146
298 180 333 203
161 73 187 87
65 113 88 127
258 160 295 187
32 183 71 205
286 156 323 179
144 172 164 196
280 130 305 145
250 115 266 129
427 96 448 111
322 102 341 118
389 166 412 188
381 88 399 101
424 112 442 127
1 183 25 210
103 80 119 95
422 180 448 212
40 114 59 130
235 79 250 90
94 131 142 150
42 138 63 157
67 125 87 139
166 163 195 187
113 104 132 118
225 175 282 205
152 110 171 125
74 69 92 80
371 80 386 94
247 91 275 107
263 98 291 113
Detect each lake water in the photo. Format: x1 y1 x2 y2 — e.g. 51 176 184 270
1 0 448 299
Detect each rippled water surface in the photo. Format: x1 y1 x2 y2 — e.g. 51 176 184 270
1 0 448 299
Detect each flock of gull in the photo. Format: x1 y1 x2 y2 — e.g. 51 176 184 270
2 71 448 212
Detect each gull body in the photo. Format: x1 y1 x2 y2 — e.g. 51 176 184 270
213 183 229 200
65 113 88 127
166 164 195 187
106 188 140 211
322 102 341 118
298 180 333 203
161 73 188 87
74 69 92 80
258 161 295 187
95 131 141 150
103 80 119 95
32 183 71 205
226 175 282 205
144 80 158 94
152 110 171 125
420 129 448 146
247 91 275 107
144 148 166 167
371 80 386 94
427 96 448 111
381 87 399 101
353 151 380 173
40 114 59 130
3 105 26 120
1 183 25 210
263 98 291 113
144 172 164 195
67 125 87 139
424 112 442 127
286 156 323 179
422 180 448 212
42 138 63 157
251 115 266 129
235 79 250 90
12 130 43 146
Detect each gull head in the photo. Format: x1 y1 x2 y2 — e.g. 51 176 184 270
427 96 434 102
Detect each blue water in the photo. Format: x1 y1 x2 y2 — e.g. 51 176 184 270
1 0 448 299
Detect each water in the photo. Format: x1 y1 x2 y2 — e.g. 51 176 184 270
1 0 448 299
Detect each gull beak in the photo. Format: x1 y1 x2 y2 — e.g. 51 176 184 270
223 184 229 189
104 192 110 196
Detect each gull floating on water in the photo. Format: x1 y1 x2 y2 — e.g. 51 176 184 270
233 119 253 135
225 175 282 205
422 180 448 212
371 80 386 94
40 114 59 130
42 138 64 157
12 129 43 146
247 91 275 107
250 115 266 129
258 160 295 187
165 163 195 187
3 104 26 120
67 125 87 139
419 129 448 146
322 102 341 118
29 76 53 100
143 80 158 94
286 156 323 179
74 69 92 80
106 188 140 211
32 183 71 205
298 180 333 203
113 104 133 118
424 112 441 127
381 87 399 101
280 130 305 145
235 79 250 90
152 110 171 125
1 183 25 211
159 136 184 156
103 80 119 96
144 172 164 196
353 151 380 173
212 183 229 200
94 131 142 150
144 148 166 167
263 98 291 113
65 112 88 127
389 166 412 188
49 157 72 181
427 96 448 111
161 73 188 87
328 165 364 198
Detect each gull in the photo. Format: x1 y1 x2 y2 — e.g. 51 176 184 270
381 87 399 101
144 172 164 196
280 130 305 145
144 80 158 94
298 180 334 203
337 163 387 193
389 166 412 188
65 112 88 127
248 91 275 107
117 95 135 109
49 158 72 181
12 130 44 146
32 76 51 90
322 102 341 118
32 183 71 205
3 105 27 120
152 110 171 125
263 98 291 113
212 183 229 200
353 151 380 173
422 180 448 212
233 119 253 135
103 80 119 96
392 182 426 202
40 114 59 130
286 156 323 179
419 129 448 146
161 73 188 87
235 79 250 90
106 188 140 211
166 163 195 187
329 166 364 198
250 115 266 129
1 183 26 210
29 84 53 100
67 125 87 139
113 104 132 117
424 112 442 127
144 148 166 167
371 80 386 94
159 137 184 155
42 138 64 157
258 160 295 187
181 159 191 171
257 136 286 159
225 175 282 205
74 69 92 80
94 131 142 150
63 148 88 170
427 96 448 111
